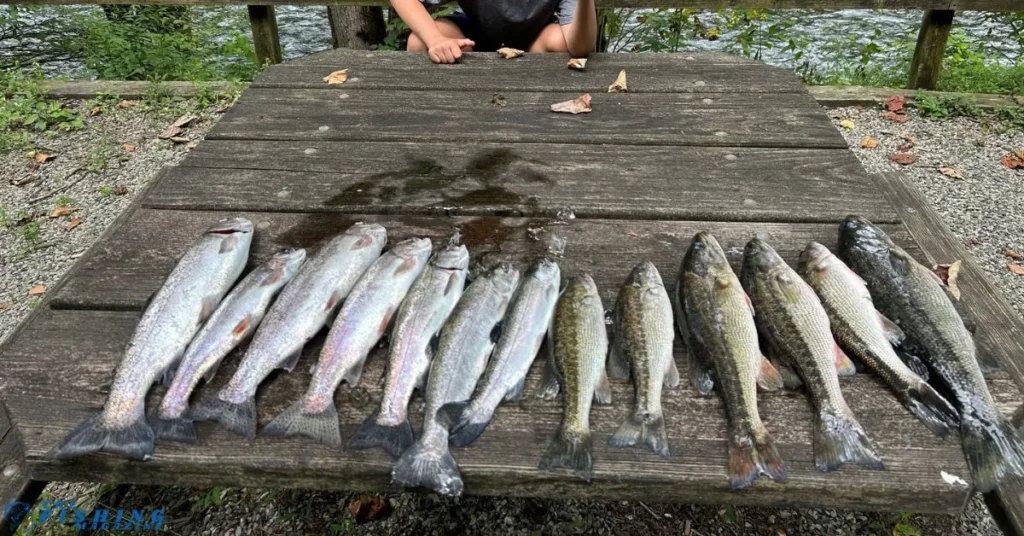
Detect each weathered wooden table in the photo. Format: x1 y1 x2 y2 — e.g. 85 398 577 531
3 50 1024 533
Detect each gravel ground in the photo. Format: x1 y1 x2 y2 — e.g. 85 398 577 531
3 100 1021 535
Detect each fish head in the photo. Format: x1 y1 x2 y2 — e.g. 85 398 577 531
345 222 388 249
206 217 253 236
564 273 600 305
683 232 732 278
390 237 434 263
528 258 562 286
268 247 308 275
432 244 470 271
487 262 521 297
627 261 664 291
797 241 837 282
742 237 786 279
838 215 893 258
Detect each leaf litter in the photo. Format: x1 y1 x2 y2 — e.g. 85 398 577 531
608 70 627 93
323 69 349 85
497 47 525 59
550 94 592 114
567 58 587 70
861 137 880 149
890 153 918 166
933 260 962 300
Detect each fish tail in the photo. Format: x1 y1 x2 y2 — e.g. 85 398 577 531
902 381 960 437
728 431 787 489
346 409 414 459
259 400 341 448
50 412 154 461
391 437 464 496
446 402 493 448
813 411 885 472
539 426 594 482
608 412 670 457
189 394 257 439
961 411 1024 492
148 414 198 444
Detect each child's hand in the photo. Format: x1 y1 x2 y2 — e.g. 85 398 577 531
427 37 475 64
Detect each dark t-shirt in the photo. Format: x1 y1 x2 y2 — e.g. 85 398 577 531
423 0 576 50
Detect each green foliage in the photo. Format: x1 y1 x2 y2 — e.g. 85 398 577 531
381 5 457 51
20 220 39 244
0 65 85 150
891 512 921 536
55 194 73 207
98 185 114 197
914 91 1024 131
193 486 226 512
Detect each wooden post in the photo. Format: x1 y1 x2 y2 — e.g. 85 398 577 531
326 6 386 49
248 5 283 66
908 9 954 90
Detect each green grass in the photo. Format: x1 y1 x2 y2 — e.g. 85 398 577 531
55 194 74 207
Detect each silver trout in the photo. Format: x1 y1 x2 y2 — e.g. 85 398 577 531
677 233 785 487
51 217 253 460
347 243 470 458
392 263 520 497
152 248 307 443
191 223 387 438
607 262 677 457
839 216 1024 491
261 237 432 446
539 274 611 482
448 258 561 448
741 237 883 472
799 241 958 436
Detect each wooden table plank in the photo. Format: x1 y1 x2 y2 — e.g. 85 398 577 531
0 402 43 536
208 89 846 149
156 142 898 224
255 52 804 94
289 50 762 68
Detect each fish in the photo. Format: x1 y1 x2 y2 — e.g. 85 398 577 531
677 233 786 487
839 216 1024 491
51 218 253 460
150 248 307 443
392 263 520 497
607 261 678 457
538 274 612 482
799 241 959 436
347 243 470 457
190 223 387 438
741 237 884 473
448 258 561 448
261 237 433 446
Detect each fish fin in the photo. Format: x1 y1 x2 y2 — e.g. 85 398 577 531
347 409 414 459
325 289 343 313
728 431 787 489
278 347 304 373
877 313 905 345
813 411 884 472
608 413 670 457
149 414 198 444
202 356 228 383
607 336 631 381
392 438 464 496
664 358 681 389
260 400 342 448
448 402 492 448
394 257 419 275
231 315 253 337
682 318 715 394
261 264 286 287
189 394 258 439
756 356 784 392
901 381 959 437
504 377 527 403
539 357 561 400
960 411 1024 492
539 427 593 482
833 344 857 376
671 282 687 339
894 347 930 382
489 322 503 345
414 366 429 392
775 363 803 389
157 354 183 387
593 369 612 406
50 412 155 461
342 357 368 387
219 233 239 254
200 295 220 324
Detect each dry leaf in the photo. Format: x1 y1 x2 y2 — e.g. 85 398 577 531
496 47 525 59
158 125 182 140
839 119 856 130
116 100 136 109
881 111 910 124
884 95 906 112
28 285 46 296
1007 249 1023 260
567 58 587 70
1002 152 1024 170
169 136 190 144
123 144 136 152
898 135 915 151
1009 264 1024 276
113 185 129 196
939 166 964 179
890 153 918 166
34 153 54 164
934 260 962 300
348 495 392 524
50 206 77 218
608 70 627 93
171 115 196 129
65 217 82 231
323 69 349 85
860 137 880 149
550 94 592 114
88 105 103 117
0 303 10 311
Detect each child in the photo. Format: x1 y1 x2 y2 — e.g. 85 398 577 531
391 0 597 64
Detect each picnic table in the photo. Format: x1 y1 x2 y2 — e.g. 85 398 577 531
3 50 1024 533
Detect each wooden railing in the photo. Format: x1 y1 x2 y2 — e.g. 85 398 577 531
4 0 1021 89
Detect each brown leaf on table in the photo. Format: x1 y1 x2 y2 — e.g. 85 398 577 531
348 495 392 524
113 185 129 196
171 114 196 129
881 111 910 124
65 217 82 231
884 95 906 112
939 166 964 179
158 125 182 140
50 206 77 218
323 69 349 85
550 94 592 114
1009 264 1024 276
28 285 46 296
890 153 918 166
932 260 962 300
567 58 587 70
88 105 103 117
497 47 525 59
608 70 627 93
1007 249 1023 260
116 100 136 109
860 137 880 149
34 153 54 164
1002 152 1024 170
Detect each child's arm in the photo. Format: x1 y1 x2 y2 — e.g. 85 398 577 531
392 0 474 64
560 0 597 57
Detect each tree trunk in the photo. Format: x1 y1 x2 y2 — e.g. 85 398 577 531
327 6 386 49
908 9 955 90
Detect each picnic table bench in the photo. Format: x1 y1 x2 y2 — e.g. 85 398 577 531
3 50 1024 533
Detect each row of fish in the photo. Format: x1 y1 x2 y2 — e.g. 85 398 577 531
50 216 1024 497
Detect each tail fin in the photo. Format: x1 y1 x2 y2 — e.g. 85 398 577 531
728 431 787 489
50 412 154 461
391 440 464 496
149 414 198 444
346 409 414 458
608 412 670 457
539 427 593 482
961 411 1024 492
813 411 885 472
756 356 784 392
447 402 493 448
901 381 959 437
189 395 257 439
259 400 341 447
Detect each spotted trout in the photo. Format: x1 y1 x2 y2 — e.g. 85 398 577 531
261 237 432 446
153 248 307 443
677 233 786 487
741 237 883 472
539 274 612 482
347 243 470 458
392 263 520 496
51 218 253 460
839 216 1024 491
191 223 387 438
